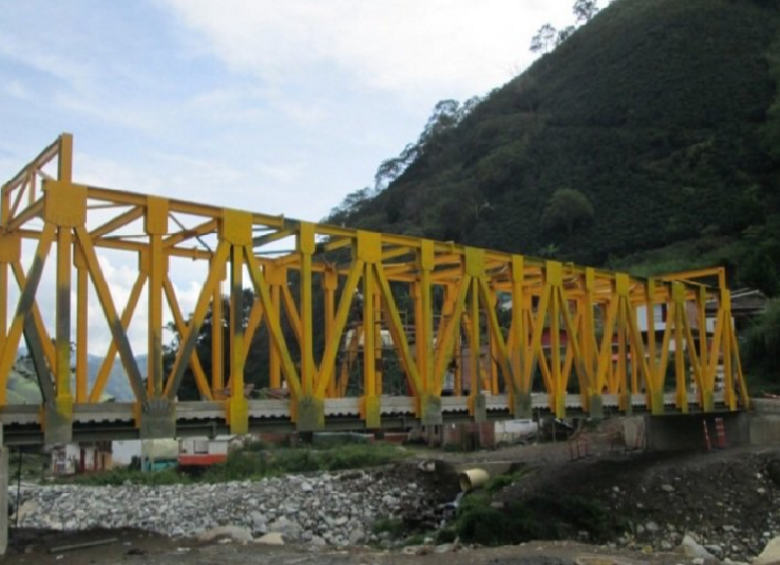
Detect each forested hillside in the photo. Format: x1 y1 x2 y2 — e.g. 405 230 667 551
330 0 780 294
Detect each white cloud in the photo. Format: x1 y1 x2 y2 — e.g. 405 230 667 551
2 81 29 100
0 34 92 89
78 153 163 194
54 92 163 135
163 0 575 99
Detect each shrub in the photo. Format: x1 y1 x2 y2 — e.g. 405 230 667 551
372 517 406 537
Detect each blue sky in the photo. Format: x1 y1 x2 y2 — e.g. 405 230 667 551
0 0 579 354
0 0 577 220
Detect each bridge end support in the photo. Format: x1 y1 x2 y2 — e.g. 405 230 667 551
420 395 442 426
644 412 750 451
228 396 249 435
702 390 715 413
43 399 73 445
297 397 325 432
469 393 486 423
650 391 665 416
619 392 633 416
589 394 604 419
513 393 532 419
360 396 381 430
139 400 176 439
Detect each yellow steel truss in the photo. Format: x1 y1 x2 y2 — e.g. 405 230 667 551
0 134 750 441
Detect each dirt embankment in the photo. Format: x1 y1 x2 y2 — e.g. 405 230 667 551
487 447 780 561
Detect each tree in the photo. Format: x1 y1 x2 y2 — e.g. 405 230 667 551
540 188 595 235
163 288 272 400
530 24 558 55
743 298 780 392
573 0 599 23
556 25 576 46
538 243 561 258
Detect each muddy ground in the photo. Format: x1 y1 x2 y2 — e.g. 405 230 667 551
3 528 693 565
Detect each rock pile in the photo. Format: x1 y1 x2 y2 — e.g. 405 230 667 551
13 470 436 546
500 449 780 562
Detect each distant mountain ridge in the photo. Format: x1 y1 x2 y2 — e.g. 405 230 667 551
11 350 144 403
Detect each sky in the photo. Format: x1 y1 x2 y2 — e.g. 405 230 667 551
0 0 580 356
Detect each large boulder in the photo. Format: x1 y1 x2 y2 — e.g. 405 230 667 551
755 537 780 565
197 526 253 544
255 533 284 546
267 516 303 542
679 534 717 561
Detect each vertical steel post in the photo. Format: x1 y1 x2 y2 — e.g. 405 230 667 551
299 223 315 396
268 266 282 389
228 244 247 433
697 286 710 408
373 290 383 396
322 269 337 398
547 262 564 417
55 226 73 410
468 279 480 406
211 277 224 396
509 257 526 415
721 289 734 410
75 246 88 403
673 283 688 413
354 232 381 428
413 282 425 393
145 197 168 399
488 286 499 395
615 274 630 413
419 241 434 395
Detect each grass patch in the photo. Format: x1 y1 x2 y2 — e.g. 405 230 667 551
372 517 406 537
454 491 624 546
402 532 431 546
201 442 406 483
484 468 530 494
454 491 534 545
434 527 458 544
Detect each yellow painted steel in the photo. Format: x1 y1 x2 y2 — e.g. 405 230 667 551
228 244 248 434
75 246 88 403
0 134 752 437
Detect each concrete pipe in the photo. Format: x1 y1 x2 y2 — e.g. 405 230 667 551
459 468 490 492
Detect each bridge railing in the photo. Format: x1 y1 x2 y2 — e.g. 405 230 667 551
0 134 750 442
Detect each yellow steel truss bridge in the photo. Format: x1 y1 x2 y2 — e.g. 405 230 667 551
0 135 749 445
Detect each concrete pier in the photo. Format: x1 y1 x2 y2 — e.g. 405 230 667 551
644 412 750 452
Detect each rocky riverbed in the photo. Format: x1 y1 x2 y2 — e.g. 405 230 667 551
11 445 780 563
12 467 443 547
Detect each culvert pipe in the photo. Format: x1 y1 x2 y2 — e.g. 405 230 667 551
459 468 489 492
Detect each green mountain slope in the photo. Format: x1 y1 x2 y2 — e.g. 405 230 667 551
333 0 780 290
8 351 143 404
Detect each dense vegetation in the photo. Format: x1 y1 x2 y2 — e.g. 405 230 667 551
329 0 780 295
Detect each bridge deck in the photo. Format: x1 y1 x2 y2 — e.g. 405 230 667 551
0 392 732 445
